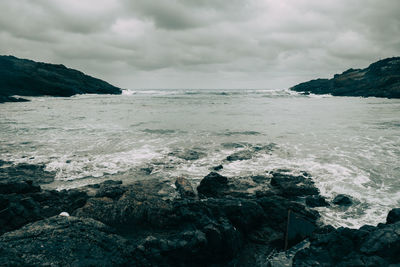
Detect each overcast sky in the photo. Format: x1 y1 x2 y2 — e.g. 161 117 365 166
1 0 399 89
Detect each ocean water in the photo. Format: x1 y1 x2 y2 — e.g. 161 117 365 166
1 89 399 228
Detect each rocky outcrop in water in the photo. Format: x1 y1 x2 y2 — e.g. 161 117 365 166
0 55 122 103
290 57 400 98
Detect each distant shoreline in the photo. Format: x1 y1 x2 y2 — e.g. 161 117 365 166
290 57 400 99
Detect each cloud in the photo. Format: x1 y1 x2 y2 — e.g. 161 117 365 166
0 0 399 89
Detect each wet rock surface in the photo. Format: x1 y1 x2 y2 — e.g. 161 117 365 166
197 172 229 197
270 171 319 198
0 167 398 266
0 181 88 235
0 163 56 184
0 216 134 266
332 194 353 206
293 213 400 266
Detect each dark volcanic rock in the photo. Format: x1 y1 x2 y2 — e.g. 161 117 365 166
0 163 56 184
286 210 317 249
169 149 206 161
306 195 329 207
332 194 353 206
0 55 122 103
270 171 319 198
0 180 40 194
290 57 400 98
197 172 228 197
95 180 125 200
175 177 196 198
0 182 88 235
386 208 400 224
226 150 253 161
0 216 134 266
293 219 400 266
0 95 29 103
213 164 223 171
0 171 326 266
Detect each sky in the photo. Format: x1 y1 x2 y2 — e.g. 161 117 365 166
1 0 399 90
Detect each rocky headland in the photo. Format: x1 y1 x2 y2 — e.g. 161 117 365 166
0 160 399 266
290 57 400 98
0 55 122 103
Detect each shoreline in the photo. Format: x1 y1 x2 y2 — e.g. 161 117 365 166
1 165 399 266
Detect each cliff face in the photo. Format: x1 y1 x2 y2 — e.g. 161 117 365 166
0 55 122 103
290 57 400 98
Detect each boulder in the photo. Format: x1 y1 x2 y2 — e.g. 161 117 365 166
175 177 196 198
212 164 223 171
169 149 206 161
386 208 400 224
197 172 228 197
360 222 400 261
0 163 55 184
0 182 88 235
270 172 319 198
332 194 353 206
293 213 400 266
0 216 134 266
0 180 40 194
226 150 253 161
306 195 329 207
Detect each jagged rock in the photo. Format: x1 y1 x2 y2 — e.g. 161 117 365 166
0 95 29 103
270 172 319 198
0 163 56 184
293 218 400 266
74 179 176 228
0 182 88 235
285 211 317 248
226 150 253 161
0 180 40 194
213 164 223 171
95 180 126 200
0 216 134 266
332 194 353 206
169 149 206 161
386 208 400 224
306 195 329 207
221 142 247 149
197 172 228 197
360 222 400 261
175 177 196 198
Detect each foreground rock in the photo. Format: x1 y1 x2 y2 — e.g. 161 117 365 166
0 216 134 266
1 168 398 266
0 181 88 235
290 57 400 98
0 55 122 103
293 211 400 266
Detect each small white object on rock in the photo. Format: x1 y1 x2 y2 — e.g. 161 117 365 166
59 212 70 217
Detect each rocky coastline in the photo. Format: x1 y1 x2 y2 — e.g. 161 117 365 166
0 55 122 103
290 57 400 98
0 162 399 266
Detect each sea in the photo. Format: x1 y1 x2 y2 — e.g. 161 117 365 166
1 89 399 228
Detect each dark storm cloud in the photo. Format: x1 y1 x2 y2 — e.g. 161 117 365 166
1 0 399 89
